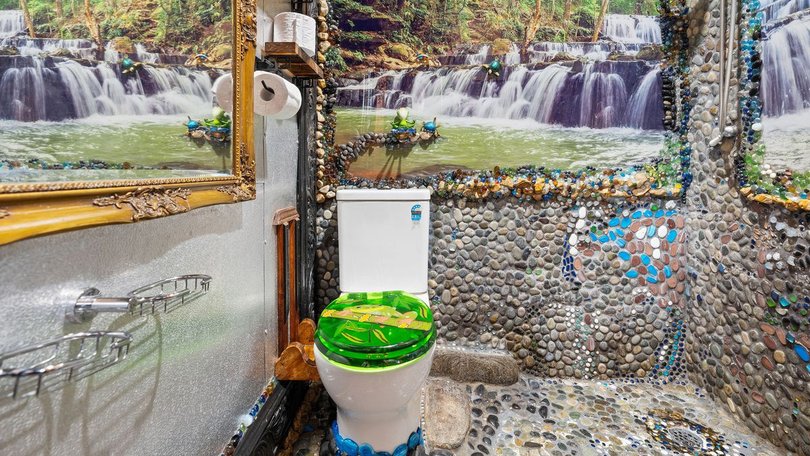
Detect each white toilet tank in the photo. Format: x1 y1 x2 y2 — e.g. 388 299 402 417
336 188 430 295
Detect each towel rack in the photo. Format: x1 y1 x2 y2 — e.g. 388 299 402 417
0 331 131 400
63 274 212 323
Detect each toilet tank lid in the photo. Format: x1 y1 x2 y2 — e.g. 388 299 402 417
336 188 430 201
316 291 436 369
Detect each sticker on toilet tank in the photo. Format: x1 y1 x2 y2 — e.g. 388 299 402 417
411 204 422 221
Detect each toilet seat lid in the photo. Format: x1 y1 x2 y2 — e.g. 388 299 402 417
316 291 436 369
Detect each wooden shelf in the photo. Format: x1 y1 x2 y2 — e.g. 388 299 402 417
263 42 323 79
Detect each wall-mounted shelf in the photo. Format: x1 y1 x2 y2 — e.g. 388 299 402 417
262 42 323 79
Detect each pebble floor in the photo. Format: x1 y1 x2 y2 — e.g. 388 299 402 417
289 376 789 456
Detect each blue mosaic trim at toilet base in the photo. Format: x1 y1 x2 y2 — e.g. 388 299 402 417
332 421 422 456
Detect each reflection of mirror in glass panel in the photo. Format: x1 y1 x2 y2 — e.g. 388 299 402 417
331 0 668 180
0 2 233 183
760 0 810 171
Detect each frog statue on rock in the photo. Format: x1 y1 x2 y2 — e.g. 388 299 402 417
185 107 232 144
482 58 503 79
121 57 144 76
419 117 440 141
390 108 418 142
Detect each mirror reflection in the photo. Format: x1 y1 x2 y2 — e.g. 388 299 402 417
0 0 233 183
760 0 810 173
330 0 666 180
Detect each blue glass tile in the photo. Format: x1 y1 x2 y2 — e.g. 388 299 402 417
627 270 639 278
616 239 626 248
619 251 631 261
641 254 651 265
609 231 617 241
647 276 658 284
609 218 619 227
664 266 672 277
621 218 631 228
795 344 810 363
632 210 642 219
667 230 677 243
643 210 653 217
647 226 656 238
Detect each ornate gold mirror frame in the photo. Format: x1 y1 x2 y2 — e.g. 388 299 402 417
0 0 257 246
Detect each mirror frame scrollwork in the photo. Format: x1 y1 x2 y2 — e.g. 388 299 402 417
0 0 257 246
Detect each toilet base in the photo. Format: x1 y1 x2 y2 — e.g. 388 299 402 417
332 421 423 456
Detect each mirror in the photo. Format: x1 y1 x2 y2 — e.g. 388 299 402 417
739 0 810 202
327 0 668 180
0 0 255 244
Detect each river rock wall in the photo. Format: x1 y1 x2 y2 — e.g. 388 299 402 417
682 0 810 454
316 196 688 382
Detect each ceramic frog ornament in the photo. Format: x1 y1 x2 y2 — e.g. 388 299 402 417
121 56 143 76
421 117 439 134
391 107 417 130
483 58 503 78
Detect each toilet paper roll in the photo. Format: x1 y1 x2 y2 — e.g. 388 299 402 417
256 9 273 58
211 73 233 112
253 71 302 119
273 12 316 57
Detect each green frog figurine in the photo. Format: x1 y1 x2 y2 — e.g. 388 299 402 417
391 107 417 131
482 58 502 79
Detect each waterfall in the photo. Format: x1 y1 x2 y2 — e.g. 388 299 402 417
337 61 663 130
0 37 98 59
464 45 491 65
625 67 662 129
602 15 661 44
579 64 628 128
0 57 48 121
441 41 647 65
762 15 810 116
761 0 810 23
0 10 24 39
0 56 214 121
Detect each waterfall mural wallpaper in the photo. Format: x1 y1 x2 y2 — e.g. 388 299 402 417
738 0 810 207
326 0 668 180
0 0 233 182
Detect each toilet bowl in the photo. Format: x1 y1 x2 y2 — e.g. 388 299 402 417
315 291 436 454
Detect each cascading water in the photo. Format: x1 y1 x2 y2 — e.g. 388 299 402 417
338 61 662 129
602 14 662 44
761 0 810 22
0 55 213 122
625 68 663 129
340 13 663 130
762 14 810 116
0 10 24 38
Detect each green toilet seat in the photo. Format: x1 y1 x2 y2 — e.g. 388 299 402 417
316 291 436 369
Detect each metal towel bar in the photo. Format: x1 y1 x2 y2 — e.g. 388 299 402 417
63 274 212 323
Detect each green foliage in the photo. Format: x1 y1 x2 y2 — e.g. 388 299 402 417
325 46 348 71
332 0 376 15
6 0 230 54
341 31 375 42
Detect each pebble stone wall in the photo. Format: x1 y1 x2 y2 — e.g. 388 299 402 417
683 0 810 454
316 197 689 382
312 1 810 455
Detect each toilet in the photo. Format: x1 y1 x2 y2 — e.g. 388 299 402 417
315 188 435 455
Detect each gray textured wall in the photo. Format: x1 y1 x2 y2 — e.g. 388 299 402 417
0 109 298 455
